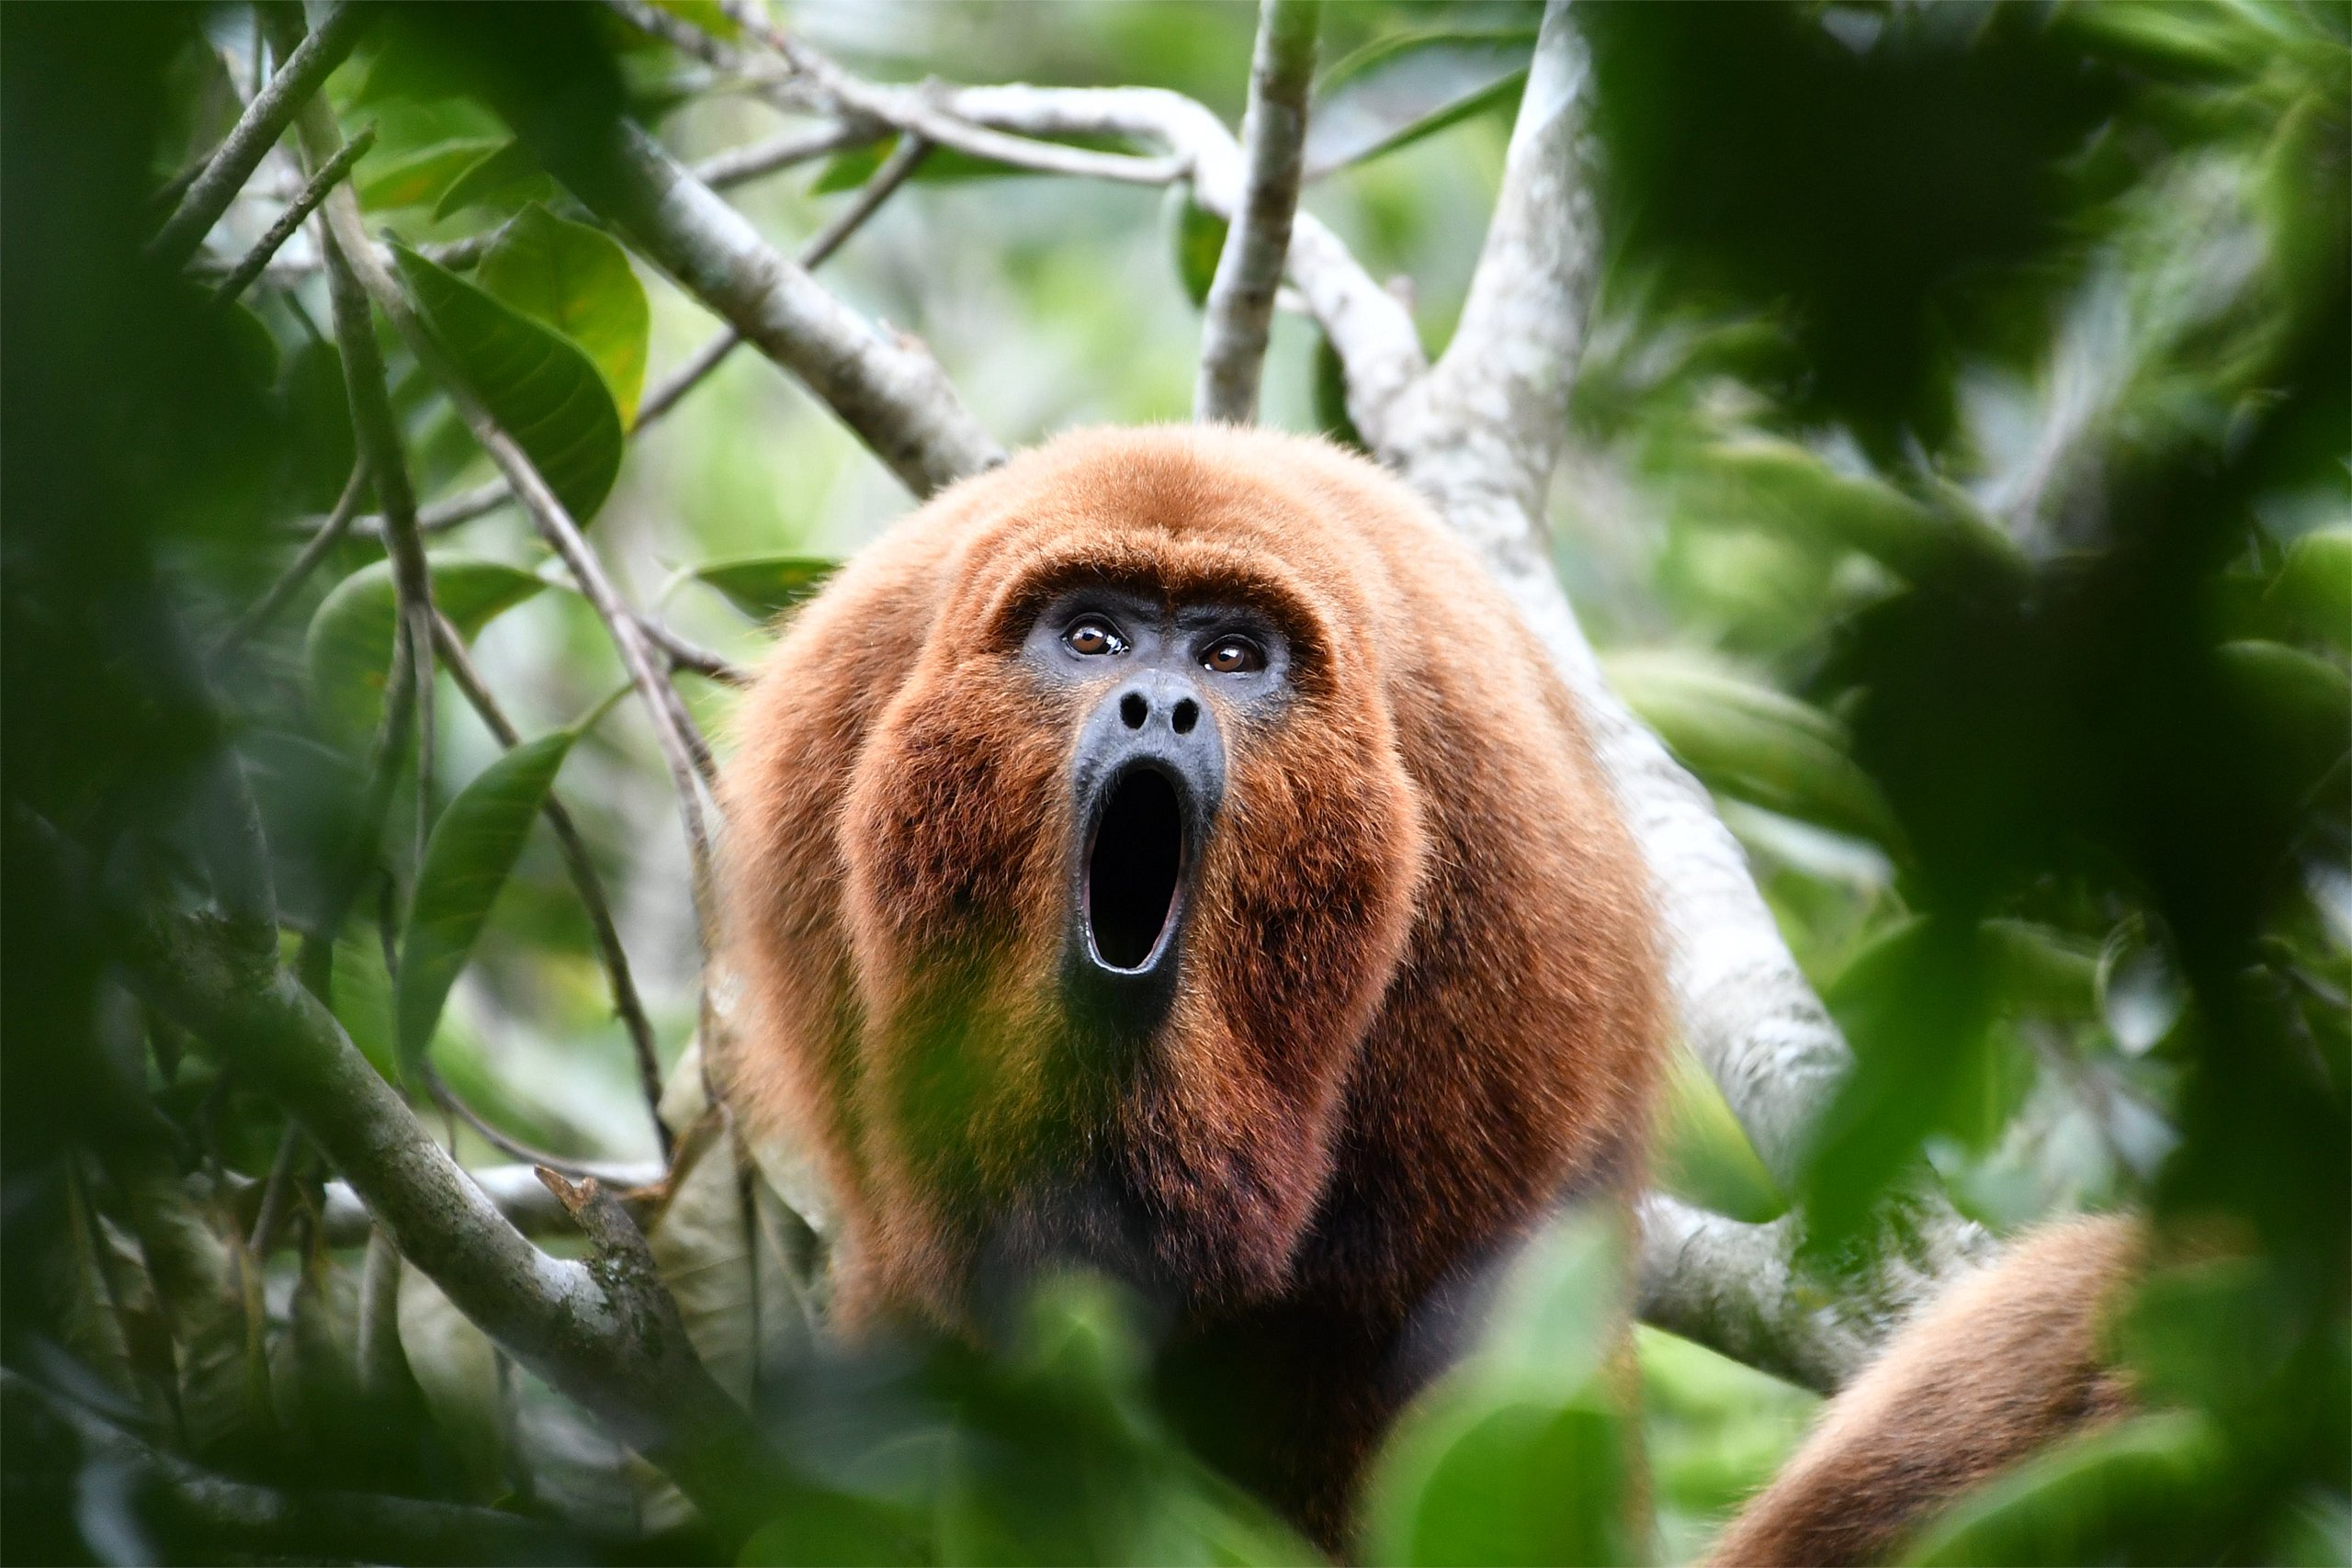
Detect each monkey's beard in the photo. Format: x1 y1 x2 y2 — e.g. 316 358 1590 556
866 952 1335 1331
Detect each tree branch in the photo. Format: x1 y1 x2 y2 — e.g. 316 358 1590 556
212 125 375 308
113 898 786 1541
1194 0 1318 425
693 120 881 192
149 1 373 271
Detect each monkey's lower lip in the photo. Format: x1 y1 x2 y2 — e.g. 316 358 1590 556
1083 765 1186 973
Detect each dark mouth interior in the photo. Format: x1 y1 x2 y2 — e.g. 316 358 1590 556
1087 770 1182 971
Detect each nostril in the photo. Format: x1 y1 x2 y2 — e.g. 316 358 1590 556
1171 698 1199 735
1120 692 1148 729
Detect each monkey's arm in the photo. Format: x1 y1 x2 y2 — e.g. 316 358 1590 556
1704 1213 2142 1568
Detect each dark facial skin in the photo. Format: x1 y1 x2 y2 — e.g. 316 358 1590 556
1022 586 1292 1042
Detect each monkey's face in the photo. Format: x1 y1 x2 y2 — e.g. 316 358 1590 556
835 471 1427 1324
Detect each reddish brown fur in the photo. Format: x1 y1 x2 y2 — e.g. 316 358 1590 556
1706 1214 2144 1566
719 425 1667 1539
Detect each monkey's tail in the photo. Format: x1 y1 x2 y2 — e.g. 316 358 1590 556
1702 1213 2143 1568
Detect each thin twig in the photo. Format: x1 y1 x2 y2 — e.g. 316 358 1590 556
633 329 744 432
693 119 881 191
149 1 372 271
431 612 673 1161
801 131 933 268
424 1065 604 1179
1194 0 1317 425
213 126 376 307
635 615 751 687
213 461 368 657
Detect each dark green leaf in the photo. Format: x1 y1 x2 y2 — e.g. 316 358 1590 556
690 555 840 621
1164 184 1227 308
305 557 547 750
392 726 579 1081
1905 1413 2223 1567
475 204 650 423
391 243 625 523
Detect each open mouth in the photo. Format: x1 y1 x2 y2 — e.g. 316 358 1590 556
1084 767 1185 972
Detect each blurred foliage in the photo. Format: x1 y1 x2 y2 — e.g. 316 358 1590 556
3 1 2345 1564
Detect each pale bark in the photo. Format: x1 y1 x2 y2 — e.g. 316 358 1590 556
1194 0 1319 424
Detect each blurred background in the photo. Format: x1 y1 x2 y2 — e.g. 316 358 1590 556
4 2 2345 1563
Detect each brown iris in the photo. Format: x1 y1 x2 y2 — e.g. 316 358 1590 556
1065 618 1127 656
1202 636 1264 674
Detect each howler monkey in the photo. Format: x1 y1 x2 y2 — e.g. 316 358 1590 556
721 424 1666 1541
719 424 2135 1558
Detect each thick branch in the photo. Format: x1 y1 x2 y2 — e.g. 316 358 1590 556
1194 0 1319 424
149 1 372 270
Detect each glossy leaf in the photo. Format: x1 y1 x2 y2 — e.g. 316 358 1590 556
689 554 840 621
392 243 625 523
358 136 506 212
391 725 579 1081
1306 29 1536 177
475 204 650 423
1606 650 1905 849
305 557 547 750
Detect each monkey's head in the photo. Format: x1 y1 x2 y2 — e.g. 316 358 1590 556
729 429 1434 1326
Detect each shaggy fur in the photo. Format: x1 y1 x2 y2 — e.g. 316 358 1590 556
1706 1214 2144 1566
719 425 1667 1539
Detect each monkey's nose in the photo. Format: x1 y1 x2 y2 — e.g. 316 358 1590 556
1068 672 1225 997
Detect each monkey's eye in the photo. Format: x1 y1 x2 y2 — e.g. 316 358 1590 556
1202 635 1265 675
1063 618 1128 657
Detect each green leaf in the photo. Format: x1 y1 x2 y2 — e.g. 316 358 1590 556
358 136 506 212
689 554 840 621
2265 526 2351 648
1904 1412 2223 1566
475 204 650 423
1164 184 1227 308
392 725 581 1082
1363 1213 1634 1567
811 131 1123 193
391 243 625 523
1700 436 2018 581
1654 1046 1785 1223
647 0 739 43
1306 29 1537 177
432 138 554 223
1604 650 1905 849
305 557 547 750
